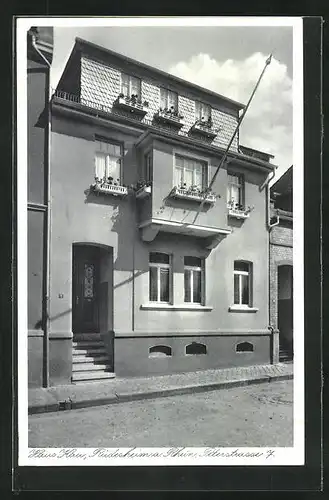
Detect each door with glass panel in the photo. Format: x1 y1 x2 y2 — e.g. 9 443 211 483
72 245 100 333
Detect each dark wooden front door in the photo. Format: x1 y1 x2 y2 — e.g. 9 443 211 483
72 245 100 333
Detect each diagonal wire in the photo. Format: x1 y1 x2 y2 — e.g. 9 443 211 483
191 54 273 225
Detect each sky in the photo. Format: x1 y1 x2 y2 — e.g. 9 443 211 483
51 25 294 181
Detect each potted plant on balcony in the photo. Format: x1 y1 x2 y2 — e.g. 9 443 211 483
134 179 152 199
107 176 113 185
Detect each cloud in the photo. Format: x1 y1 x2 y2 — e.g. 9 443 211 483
168 52 293 176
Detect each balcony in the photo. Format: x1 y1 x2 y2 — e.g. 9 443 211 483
91 180 128 197
170 186 217 205
153 109 184 129
190 119 218 140
139 218 231 250
227 202 252 219
113 94 149 117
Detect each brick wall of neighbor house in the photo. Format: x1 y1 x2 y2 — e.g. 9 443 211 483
269 226 293 329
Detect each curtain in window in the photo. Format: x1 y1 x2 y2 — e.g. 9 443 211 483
121 74 129 96
196 102 210 121
107 157 121 182
241 274 249 304
234 274 240 304
95 153 106 181
184 270 191 302
160 88 167 109
192 270 201 303
149 267 157 302
160 268 169 302
175 166 184 187
168 90 177 110
194 163 203 188
130 76 140 97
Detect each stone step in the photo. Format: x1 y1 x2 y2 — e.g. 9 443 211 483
72 371 116 382
72 362 111 372
72 355 110 364
73 333 103 342
72 347 107 356
72 341 105 349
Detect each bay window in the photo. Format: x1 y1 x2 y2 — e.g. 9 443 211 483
234 261 252 306
184 256 204 304
149 252 171 303
95 140 122 184
174 155 207 190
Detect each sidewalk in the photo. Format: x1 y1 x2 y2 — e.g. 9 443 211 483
28 362 293 415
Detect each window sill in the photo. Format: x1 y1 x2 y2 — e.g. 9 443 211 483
229 305 259 313
141 303 213 311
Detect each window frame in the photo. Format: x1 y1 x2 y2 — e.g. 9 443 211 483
160 87 178 111
184 257 205 305
144 151 153 183
149 252 172 304
195 101 211 122
121 73 141 98
233 261 252 307
94 138 124 184
227 172 245 207
174 154 208 190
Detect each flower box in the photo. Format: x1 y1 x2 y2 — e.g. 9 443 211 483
113 95 149 116
135 185 152 199
92 182 128 197
227 204 251 219
170 186 216 204
154 109 184 128
190 120 217 139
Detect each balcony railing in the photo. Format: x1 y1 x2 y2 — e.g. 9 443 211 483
170 186 217 204
154 109 184 128
113 94 149 116
190 119 218 139
91 180 128 197
52 90 239 151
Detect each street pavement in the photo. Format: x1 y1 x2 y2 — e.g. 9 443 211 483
29 379 293 448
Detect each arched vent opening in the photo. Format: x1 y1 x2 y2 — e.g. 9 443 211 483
236 341 254 353
185 343 207 355
149 345 172 358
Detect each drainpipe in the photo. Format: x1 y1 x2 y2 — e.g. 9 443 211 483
31 33 51 388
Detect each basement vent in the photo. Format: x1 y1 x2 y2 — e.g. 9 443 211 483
236 341 254 353
149 345 172 357
185 343 207 355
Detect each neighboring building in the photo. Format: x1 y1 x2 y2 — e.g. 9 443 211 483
27 27 53 387
269 166 293 362
28 37 278 387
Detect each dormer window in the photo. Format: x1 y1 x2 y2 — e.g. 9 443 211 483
160 88 178 111
195 101 211 122
121 73 141 99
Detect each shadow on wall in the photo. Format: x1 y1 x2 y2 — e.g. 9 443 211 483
84 186 149 279
34 309 73 329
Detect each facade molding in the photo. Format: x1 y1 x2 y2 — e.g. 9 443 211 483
115 329 271 338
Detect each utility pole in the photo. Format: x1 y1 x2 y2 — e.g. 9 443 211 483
192 54 272 225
